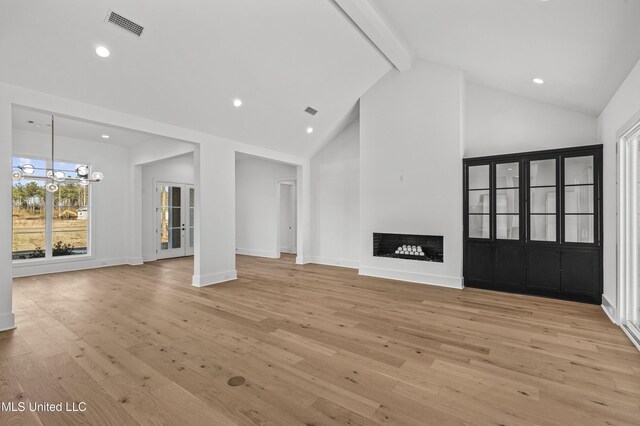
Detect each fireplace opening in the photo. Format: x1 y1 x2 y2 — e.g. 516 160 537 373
373 233 443 263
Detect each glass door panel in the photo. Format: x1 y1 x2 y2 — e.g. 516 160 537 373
529 159 557 242
564 155 595 244
186 185 195 256
158 184 184 259
496 162 519 240
468 165 490 239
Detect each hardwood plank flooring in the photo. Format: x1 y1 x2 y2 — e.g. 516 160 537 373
1 254 639 425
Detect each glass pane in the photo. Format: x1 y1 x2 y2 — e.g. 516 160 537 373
161 186 169 207
171 187 181 207
12 177 46 260
496 215 519 240
469 190 490 214
52 181 89 257
496 163 519 188
469 215 490 239
565 215 594 243
496 189 519 214
531 214 556 241
565 156 594 185
189 188 195 208
530 159 556 186
171 207 181 228
530 188 556 213
189 208 194 227
189 228 194 248
171 229 181 249
160 207 169 250
565 186 594 214
469 165 489 190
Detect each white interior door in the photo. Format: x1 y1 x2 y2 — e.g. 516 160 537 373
157 182 194 259
279 182 297 254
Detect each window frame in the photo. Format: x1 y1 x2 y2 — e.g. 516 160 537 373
11 152 94 264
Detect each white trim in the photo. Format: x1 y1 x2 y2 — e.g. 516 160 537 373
621 325 640 351
142 253 157 262
358 266 463 289
128 257 144 266
601 294 617 324
308 256 359 269
12 257 130 278
0 313 16 332
235 248 279 259
192 270 237 287
296 255 310 265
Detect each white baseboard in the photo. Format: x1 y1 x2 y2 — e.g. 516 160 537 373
142 253 157 262
128 257 144 266
358 266 463 289
0 312 16 332
308 256 358 269
192 270 238 287
235 248 279 259
12 257 131 278
296 256 310 265
601 294 617 324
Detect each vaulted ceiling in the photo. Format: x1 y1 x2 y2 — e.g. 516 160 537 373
369 0 640 115
1 0 640 157
0 0 391 157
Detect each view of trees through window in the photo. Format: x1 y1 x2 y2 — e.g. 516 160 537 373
12 157 89 260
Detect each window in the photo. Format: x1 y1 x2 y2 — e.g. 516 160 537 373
12 156 90 260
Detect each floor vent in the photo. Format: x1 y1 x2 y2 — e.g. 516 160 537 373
304 106 318 116
106 11 144 37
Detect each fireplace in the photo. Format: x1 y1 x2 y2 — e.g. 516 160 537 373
373 233 443 263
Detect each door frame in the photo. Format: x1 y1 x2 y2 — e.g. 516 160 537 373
276 179 297 256
155 180 194 260
618 116 640 350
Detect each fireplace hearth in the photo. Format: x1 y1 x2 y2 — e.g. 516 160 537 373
373 233 443 263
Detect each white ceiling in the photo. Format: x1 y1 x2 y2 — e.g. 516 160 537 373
2 1 639 158
12 107 158 147
369 0 640 116
0 0 391 157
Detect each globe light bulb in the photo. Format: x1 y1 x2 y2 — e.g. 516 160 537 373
91 171 104 182
76 165 89 177
46 182 59 193
12 170 23 180
53 171 66 182
79 179 90 186
20 164 35 175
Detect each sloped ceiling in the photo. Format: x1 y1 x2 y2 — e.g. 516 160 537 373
0 0 392 157
369 0 640 116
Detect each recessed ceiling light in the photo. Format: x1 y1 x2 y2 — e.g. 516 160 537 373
532 78 545 85
233 98 242 107
306 127 314 134
101 134 110 139
95 46 110 58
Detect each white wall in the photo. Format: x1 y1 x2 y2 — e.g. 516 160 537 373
141 154 195 261
598 58 640 318
310 119 360 268
12 129 131 277
359 61 464 288
235 156 297 258
0 101 13 331
465 83 597 157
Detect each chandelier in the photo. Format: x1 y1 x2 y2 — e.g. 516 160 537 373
11 115 104 192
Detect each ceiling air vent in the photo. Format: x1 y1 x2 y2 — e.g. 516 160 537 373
106 11 144 37
304 106 318 116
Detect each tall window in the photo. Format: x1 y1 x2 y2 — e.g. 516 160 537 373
12 156 90 260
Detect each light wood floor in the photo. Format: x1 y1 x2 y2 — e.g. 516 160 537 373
2 255 639 425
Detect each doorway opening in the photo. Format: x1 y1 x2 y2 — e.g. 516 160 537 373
156 182 195 259
278 181 297 256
